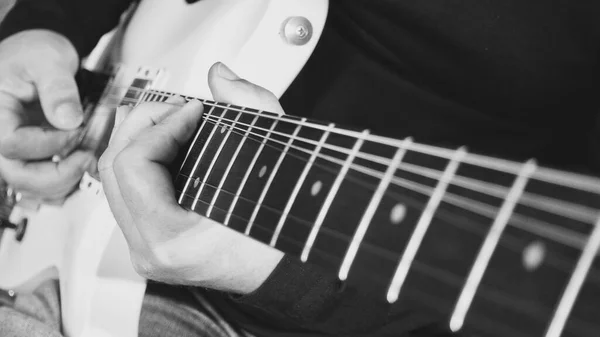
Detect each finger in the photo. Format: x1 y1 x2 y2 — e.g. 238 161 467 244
208 62 285 115
33 66 83 130
0 70 37 105
16 191 67 206
113 100 204 237
99 104 152 248
110 96 186 151
0 126 81 160
0 150 96 194
120 99 203 165
98 156 145 250
0 86 29 143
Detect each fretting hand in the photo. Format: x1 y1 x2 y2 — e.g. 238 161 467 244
98 62 284 293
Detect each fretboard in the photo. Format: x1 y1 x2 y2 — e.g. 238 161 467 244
102 80 600 337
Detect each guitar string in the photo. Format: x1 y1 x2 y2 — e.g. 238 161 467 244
174 166 591 282
99 84 600 195
179 118 594 262
194 112 596 224
174 178 588 325
94 97 595 251
102 93 600 227
102 96 599 243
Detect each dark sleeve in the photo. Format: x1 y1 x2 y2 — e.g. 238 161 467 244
229 254 439 336
0 0 136 58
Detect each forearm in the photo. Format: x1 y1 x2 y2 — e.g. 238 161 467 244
227 255 409 335
0 0 135 58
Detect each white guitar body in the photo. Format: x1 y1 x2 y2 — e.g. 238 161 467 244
0 1 328 336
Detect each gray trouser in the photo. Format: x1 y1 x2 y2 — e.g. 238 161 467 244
0 280 253 337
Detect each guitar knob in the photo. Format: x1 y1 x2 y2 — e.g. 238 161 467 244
281 16 313 46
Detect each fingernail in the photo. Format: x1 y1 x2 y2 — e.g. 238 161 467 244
166 95 186 104
185 98 203 108
217 62 240 81
55 103 84 129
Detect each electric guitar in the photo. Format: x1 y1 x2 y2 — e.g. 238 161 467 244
1 1 599 337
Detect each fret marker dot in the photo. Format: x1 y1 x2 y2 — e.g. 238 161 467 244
390 204 406 225
221 125 227 133
258 165 267 178
311 181 322 196
523 241 545 271
193 177 200 188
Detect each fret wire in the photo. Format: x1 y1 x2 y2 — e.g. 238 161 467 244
145 91 156 104
176 105 219 205
208 113 259 220
176 185 570 337
270 124 334 247
138 89 149 106
195 114 588 250
245 119 305 235
404 163 596 224
190 117 600 268
178 166 579 278
176 151 589 294
449 160 538 332
386 146 466 303
545 215 600 337
190 107 229 210
192 106 242 215
300 130 370 262
178 98 211 173
224 117 279 226
194 112 599 225
338 138 414 281
106 86 600 195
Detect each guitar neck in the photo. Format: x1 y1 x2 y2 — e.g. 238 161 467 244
94 76 600 337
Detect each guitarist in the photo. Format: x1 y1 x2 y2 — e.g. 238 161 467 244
0 0 599 336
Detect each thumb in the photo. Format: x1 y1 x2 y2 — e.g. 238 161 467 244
208 62 285 115
34 66 83 130
127 99 204 165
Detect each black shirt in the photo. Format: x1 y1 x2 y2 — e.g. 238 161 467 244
2 1 600 336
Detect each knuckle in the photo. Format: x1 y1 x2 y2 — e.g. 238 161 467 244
0 76 33 99
59 160 87 181
131 254 154 278
130 249 172 280
0 141 20 159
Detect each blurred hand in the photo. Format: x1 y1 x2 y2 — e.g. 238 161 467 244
98 62 284 293
0 30 96 204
